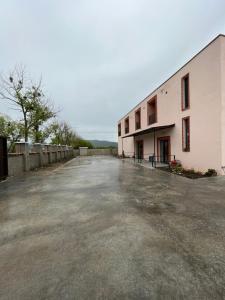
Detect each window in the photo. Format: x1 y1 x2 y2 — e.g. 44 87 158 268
118 123 121 137
125 117 129 134
135 109 141 130
147 96 157 125
181 74 190 110
182 117 190 151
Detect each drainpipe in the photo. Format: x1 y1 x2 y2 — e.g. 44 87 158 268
133 136 135 161
122 138 124 158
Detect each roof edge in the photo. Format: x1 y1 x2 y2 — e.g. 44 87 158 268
118 34 225 123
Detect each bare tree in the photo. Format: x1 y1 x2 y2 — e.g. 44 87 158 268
0 66 56 142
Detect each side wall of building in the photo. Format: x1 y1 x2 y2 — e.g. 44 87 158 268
220 36 225 174
118 37 223 173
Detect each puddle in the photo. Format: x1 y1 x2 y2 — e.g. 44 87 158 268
135 201 176 215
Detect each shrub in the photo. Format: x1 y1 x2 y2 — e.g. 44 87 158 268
170 160 178 168
171 163 183 174
185 168 195 174
204 169 217 177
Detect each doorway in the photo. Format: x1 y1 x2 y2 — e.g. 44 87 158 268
136 140 144 160
157 136 170 163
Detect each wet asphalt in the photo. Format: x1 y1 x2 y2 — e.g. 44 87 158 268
0 156 225 300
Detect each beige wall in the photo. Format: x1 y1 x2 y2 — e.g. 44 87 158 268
220 36 225 174
118 35 225 174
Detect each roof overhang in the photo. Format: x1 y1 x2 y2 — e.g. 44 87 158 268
122 124 175 138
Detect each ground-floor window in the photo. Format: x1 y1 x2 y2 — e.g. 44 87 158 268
182 117 190 151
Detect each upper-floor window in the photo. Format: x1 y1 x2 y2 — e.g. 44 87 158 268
182 116 190 151
147 96 157 125
125 117 129 134
118 123 121 137
181 74 190 110
135 108 141 130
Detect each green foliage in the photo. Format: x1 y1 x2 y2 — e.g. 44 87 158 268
49 121 93 148
171 164 183 174
72 138 93 149
204 169 217 177
28 98 56 143
0 115 23 151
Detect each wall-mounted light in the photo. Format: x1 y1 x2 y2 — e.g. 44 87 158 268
160 89 168 95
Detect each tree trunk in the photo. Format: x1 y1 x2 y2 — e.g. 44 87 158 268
24 114 28 142
34 125 39 143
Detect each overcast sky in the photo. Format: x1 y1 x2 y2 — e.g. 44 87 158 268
0 0 225 141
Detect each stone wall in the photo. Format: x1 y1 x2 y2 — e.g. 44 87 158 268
8 143 75 176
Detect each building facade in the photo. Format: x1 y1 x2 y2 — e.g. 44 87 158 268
118 34 225 175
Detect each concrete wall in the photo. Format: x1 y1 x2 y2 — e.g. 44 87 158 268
7 145 117 177
73 149 80 156
79 148 118 156
87 149 117 156
29 153 40 170
8 143 75 177
8 154 24 176
118 35 224 174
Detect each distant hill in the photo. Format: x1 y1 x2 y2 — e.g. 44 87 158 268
88 140 118 148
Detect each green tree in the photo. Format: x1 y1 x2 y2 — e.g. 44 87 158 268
0 115 23 151
48 120 93 148
72 138 93 149
28 96 56 143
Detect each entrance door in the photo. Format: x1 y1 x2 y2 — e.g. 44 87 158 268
136 140 144 160
0 137 8 180
158 137 170 163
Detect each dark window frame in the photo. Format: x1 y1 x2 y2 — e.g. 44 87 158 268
147 95 157 125
135 108 141 130
182 116 190 152
118 123 121 137
181 73 190 111
124 117 129 134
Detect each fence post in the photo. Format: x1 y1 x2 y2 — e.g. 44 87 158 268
33 143 44 167
79 147 88 156
15 142 30 172
46 144 52 164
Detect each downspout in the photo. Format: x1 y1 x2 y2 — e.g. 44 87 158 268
122 137 124 158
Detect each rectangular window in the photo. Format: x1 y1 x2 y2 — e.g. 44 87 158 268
181 74 190 110
182 117 190 151
135 109 141 130
118 123 121 137
125 117 129 134
147 96 157 125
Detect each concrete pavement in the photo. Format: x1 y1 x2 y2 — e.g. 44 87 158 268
0 156 225 299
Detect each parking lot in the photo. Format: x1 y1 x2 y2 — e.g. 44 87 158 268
0 156 225 299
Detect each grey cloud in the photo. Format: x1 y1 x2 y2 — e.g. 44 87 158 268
0 0 225 141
